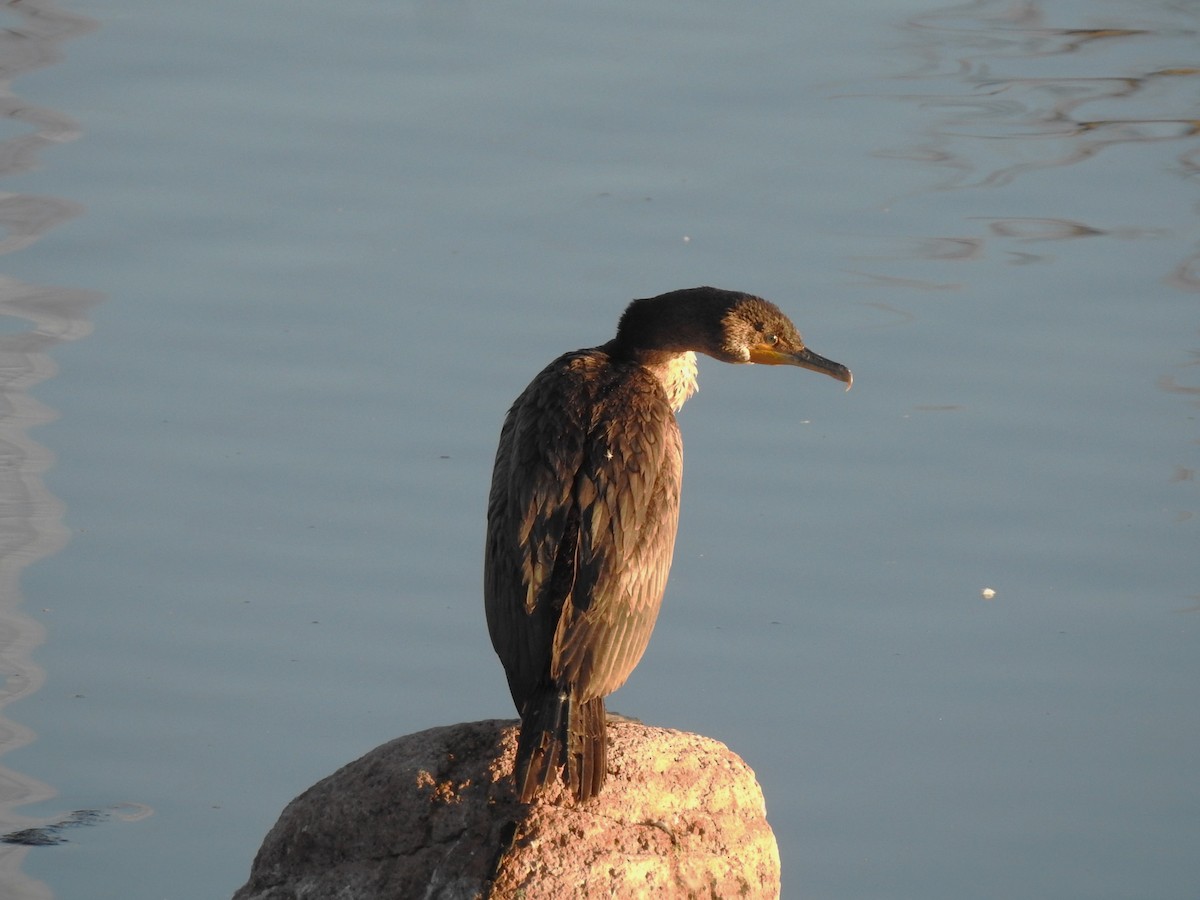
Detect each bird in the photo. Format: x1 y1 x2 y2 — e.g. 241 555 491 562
484 286 851 803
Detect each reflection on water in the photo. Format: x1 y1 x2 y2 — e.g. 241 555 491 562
0 2 99 897
878 0 1200 294
854 0 1199 498
875 0 1200 264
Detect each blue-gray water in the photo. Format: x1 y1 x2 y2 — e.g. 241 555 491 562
0 0 1196 898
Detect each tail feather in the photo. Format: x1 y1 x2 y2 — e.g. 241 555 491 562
567 696 606 802
514 689 568 803
514 690 607 803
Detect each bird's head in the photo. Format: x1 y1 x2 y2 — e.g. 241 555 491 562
616 287 853 389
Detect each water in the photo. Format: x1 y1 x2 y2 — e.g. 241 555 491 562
0 0 1196 897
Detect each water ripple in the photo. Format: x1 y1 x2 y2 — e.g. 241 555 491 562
864 2 1200 198
0 2 101 897
854 0 1200 523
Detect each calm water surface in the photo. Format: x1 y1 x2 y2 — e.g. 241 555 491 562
0 0 1195 898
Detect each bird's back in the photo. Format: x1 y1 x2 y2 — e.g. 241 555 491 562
484 346 684 713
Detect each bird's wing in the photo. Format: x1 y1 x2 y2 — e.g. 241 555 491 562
550 362 683 700
485 352 682 706
485 352 592 706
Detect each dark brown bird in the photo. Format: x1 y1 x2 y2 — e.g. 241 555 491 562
484 286 851 803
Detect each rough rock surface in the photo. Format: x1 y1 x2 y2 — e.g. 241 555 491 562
233 719 780 900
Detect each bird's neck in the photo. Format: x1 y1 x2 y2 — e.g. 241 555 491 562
639 350 698 412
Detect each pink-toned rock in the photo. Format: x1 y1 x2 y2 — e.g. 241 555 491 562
234 719 780 900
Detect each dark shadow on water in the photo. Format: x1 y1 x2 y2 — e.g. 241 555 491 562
1 803 153 848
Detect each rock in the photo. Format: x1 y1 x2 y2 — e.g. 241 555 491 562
233 719 780 900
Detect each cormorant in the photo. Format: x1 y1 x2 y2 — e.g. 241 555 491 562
484 286 851 803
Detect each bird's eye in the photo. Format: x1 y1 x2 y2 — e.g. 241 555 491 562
764 333 779 346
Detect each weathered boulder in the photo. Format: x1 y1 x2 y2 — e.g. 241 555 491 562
234 719 780 899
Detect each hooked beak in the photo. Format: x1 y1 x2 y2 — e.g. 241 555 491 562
748 345 853 390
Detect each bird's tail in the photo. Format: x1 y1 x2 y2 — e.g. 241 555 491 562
567 695 606 802
514 690 607 803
